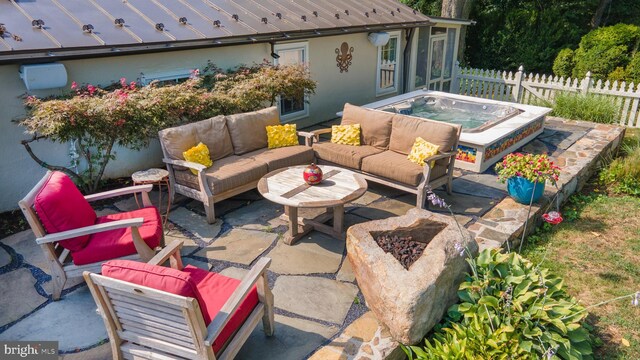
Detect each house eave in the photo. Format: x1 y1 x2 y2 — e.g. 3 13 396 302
0 21 435 65
428 17 476 26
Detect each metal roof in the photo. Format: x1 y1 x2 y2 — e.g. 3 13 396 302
0 0 435 63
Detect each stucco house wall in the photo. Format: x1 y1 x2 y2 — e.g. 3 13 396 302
0 31 408 211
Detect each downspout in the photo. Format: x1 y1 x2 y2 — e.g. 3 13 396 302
402 28 416 94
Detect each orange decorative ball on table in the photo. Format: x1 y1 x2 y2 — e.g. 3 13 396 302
303 163 323 185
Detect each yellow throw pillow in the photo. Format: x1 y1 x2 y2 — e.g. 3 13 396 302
183 142 213 175
331 124 361 146
408 137 440 167
266 124 298 149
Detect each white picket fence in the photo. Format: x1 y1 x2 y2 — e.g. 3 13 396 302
450 62 640 127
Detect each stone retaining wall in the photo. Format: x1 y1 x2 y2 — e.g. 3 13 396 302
468 117 625 251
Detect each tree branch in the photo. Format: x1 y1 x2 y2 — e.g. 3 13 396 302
91 139 115 193
20 135 86 188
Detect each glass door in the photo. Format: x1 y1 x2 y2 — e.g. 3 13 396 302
427 28 457 92
428 36 445 90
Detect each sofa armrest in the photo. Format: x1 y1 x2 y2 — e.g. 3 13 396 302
422 151 457 181
310 128 332 143
424 151 457 164
162 158 213 200
297 131 316 146
162 158 206 173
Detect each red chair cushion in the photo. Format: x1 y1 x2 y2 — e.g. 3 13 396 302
183 266 259 354
101 261 259 355
71 206 162 265
102 260 197 298
34 171 96 252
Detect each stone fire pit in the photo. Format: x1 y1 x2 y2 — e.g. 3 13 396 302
347 208 478 345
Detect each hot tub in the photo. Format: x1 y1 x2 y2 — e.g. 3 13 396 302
358 90 552 172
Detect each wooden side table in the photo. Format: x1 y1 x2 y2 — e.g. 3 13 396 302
132 168 171 227
258 165 368 245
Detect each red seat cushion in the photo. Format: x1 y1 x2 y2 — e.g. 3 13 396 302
102 260 197 298
183 266 259 354
71 206 162 265
34 171 96 252
101 261 259 355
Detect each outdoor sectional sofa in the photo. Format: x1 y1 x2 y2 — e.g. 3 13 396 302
310 103 462 208
159 106 314 223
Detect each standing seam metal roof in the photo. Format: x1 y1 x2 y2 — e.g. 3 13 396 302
0 0 439 61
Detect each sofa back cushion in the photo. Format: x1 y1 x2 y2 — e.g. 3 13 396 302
159 116 234 162
159 125 196 163
389 114 460 157
341 103 393 149
226 107 280 155
194 115 234 161
34 171 96 252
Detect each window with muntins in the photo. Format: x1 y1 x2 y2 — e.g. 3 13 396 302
377 32 400 95
274 42 309 121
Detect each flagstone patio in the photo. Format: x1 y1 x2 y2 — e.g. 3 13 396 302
0 117 624 359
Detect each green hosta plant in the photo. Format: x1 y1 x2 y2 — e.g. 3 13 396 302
404 249 593 360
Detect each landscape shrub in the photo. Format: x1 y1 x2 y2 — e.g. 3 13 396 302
552 49 576 78
403 249 594 360
551 92 618 124
599 133 640 195
625 52 640 84
463 0 594 73
19 63 316 193
553 24 640 81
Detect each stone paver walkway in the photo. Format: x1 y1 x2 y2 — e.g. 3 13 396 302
0 118 624 359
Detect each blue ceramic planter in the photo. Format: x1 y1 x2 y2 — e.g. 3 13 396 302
507 176 545 204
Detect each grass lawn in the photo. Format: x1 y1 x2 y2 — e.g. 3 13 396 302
522 186 640 357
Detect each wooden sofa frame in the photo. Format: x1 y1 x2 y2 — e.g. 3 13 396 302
160 131 315 224
18 171 161 300
306 126 462 209
84 241 275 360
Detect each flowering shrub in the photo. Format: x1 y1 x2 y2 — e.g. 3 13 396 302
495 153 561 184
19 63 316 193
403 249 594 360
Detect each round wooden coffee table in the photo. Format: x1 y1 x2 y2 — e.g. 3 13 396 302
258 165 368 245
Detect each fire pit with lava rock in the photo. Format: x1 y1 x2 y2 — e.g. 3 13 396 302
347 208 478 345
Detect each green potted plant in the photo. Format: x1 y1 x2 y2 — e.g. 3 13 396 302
495 153 560 204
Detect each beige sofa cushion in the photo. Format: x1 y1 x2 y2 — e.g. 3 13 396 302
341 103 393 149
159 115 234 162
193 115 234 161
226 107 280 155
173 155 268 194
243 145 314 172
158 124 197 162
312 142 383 169
389 114 460 166
361 150 448 186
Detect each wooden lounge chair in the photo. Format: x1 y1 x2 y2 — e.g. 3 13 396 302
84 241 275 360
18 171 164 300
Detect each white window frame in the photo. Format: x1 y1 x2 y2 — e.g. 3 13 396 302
273 41 309 122
139 69 193 86
376 31 401 96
